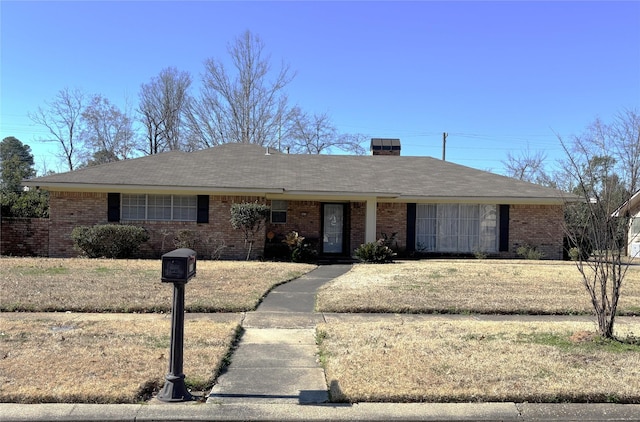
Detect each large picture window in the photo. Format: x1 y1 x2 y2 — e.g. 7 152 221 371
416 204 497 253
121 194 197 221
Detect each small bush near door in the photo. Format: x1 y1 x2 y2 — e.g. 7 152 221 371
354 239 396 263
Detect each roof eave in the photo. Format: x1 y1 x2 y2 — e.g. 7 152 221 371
23 181 284 195
392 195 580 205
267 190 401 201
612 189 640 217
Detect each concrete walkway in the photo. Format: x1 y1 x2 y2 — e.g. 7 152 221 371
207 264 351 404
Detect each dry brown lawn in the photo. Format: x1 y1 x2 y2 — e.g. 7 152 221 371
317 260 640 315
0 258 316 312
3 258 640 404
318 317 640 403
0 313 241 403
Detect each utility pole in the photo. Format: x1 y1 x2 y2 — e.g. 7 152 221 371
442 132 448 161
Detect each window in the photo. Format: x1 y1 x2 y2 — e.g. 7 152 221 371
271 200 288 224
121 194 197 221
416 204 497 253
631 216 640 242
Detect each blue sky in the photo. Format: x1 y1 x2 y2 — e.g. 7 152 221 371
1 1 639 175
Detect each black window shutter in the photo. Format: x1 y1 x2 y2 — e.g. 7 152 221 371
499 204 510 252
197 195 209 223
406 203 416 252
107 193 120 222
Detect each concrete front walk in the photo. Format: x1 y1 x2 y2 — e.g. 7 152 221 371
207 264 352 405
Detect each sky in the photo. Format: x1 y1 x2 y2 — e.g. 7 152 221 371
1 1 639 176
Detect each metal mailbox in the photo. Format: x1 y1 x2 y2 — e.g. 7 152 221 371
161 248 196 283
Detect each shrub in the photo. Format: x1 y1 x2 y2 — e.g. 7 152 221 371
174 229 197 249
564 235 593 261
230 202 270 260
71 224 149 258
516 244 544 260
283 231 317 263
0 189 49 218
354 239 396 263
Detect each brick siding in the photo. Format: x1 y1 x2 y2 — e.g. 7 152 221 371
3 193 567 261
265 201 368 257
507 204 564 260
49 192 109 257
1 217 49 256
44 192 268 260
349 202 366 253
376 202 407 251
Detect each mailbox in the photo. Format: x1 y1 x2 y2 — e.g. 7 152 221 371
161 248 196 283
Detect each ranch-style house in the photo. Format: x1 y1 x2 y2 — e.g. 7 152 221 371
17 139 577 260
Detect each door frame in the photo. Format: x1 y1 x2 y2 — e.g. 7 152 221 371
321 202 349 256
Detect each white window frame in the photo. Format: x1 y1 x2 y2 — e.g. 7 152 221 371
630 216 640 243
121 194 197 222
416 204 497 253
271 200 288 224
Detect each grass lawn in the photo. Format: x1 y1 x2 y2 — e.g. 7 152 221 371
0 258 315 403
0 313 240 403
2 257 640 404
0 258 316 312
318 317 640 403
316 260 640 315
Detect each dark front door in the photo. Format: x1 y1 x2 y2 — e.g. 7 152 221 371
322 203 346 254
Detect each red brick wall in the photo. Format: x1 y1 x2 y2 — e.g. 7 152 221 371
1 217 49 256
33 193 568 261
350 202 366 253
47 192 267 260
49 192 109 257
265 201 322 242
265 201 367 256
507 204 564 260
376 202 407 251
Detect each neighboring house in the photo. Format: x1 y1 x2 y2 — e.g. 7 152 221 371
613 189 640 258
22 139 577 260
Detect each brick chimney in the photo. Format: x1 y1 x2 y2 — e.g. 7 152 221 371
370 138 401 156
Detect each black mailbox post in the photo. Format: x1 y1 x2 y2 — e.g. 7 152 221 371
157 248 196 402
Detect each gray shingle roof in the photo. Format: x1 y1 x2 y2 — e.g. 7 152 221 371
25 143 575 203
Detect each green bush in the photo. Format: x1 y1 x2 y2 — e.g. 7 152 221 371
291 243 317 263
71 224 149 258
354 239 396 263
0 189 49 218
283 231 317 263
516 244 544 260
230 202 270 260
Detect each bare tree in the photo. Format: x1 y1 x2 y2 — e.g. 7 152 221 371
138 67 192 154
81 94 137 165
186 31 295 149
610 108 640 194
29 87 85 171
287 109 367 155
502 146 552 185
559 121 633 339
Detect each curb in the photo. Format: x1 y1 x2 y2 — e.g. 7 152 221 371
3 402 640 421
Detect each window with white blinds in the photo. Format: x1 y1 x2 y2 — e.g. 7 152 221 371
416 204 497 253
121 194 197 221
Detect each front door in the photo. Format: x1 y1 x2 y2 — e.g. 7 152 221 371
322 203 345 254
